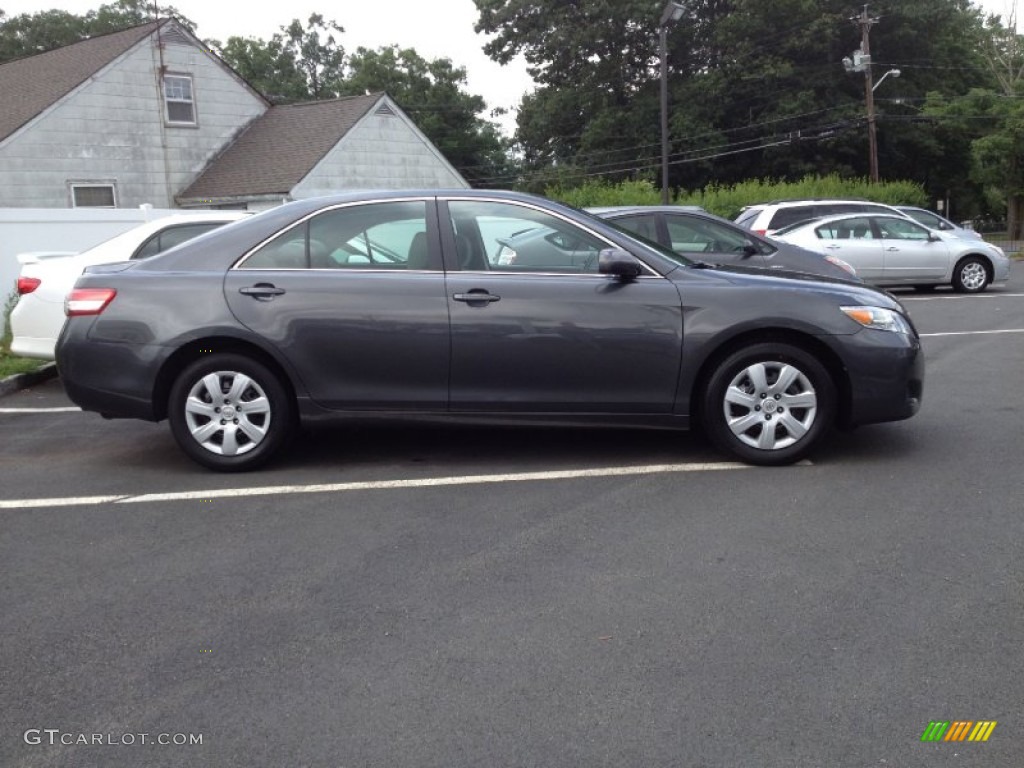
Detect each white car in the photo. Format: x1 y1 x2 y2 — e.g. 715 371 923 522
735 199 908 236
11 213 248 359
773 213 1010 292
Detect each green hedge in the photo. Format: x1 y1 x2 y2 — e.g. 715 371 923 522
546 175 930 220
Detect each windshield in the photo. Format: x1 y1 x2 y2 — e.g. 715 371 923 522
574 208 695 267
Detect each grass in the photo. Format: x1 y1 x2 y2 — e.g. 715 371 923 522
1 290 46 379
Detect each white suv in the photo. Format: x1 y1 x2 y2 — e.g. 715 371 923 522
735 199 907 236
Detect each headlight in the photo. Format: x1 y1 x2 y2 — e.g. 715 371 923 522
841 306 911 333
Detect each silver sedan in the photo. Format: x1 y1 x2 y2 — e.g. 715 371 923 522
773 213 1011 292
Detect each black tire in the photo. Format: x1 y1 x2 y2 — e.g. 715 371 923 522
168 353 293 471
701 342 835 466
951 256 990 293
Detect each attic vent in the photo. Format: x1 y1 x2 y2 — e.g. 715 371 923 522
375 103 396 117
160 26 192 46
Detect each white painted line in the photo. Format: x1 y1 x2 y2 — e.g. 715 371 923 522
902 293 1024 301
920 328 1024 337
0 462 755 510
0 407 81 414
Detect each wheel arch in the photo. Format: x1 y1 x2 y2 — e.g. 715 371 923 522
690 328 853 428
954 252 994 277
152 336 299 422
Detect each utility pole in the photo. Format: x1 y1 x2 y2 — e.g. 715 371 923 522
855 6 880 182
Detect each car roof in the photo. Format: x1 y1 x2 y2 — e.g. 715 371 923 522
586 205 706 214
785 212 920 228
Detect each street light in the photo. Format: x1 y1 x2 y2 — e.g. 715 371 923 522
659 1 685 204
872 68 900 92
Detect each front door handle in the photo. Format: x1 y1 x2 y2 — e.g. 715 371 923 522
239 283 286 300
453 291 500 304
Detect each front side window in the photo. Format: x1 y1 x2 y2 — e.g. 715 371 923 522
448 200 608 273
241 201 431 270
164 75 196 124
611 214 659 242
875 217 931 240
665 216 754 254
815 217 874 240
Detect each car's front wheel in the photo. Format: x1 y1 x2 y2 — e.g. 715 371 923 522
952 256 990 293
168 353 293 471
702 342 835 466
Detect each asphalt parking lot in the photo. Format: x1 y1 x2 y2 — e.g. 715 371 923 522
2 273 1023 767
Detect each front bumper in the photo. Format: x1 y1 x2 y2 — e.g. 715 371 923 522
837 327 923 426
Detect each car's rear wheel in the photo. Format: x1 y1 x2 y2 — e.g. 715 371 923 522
952 256 990 293
168 353 292 471
702 342 835 466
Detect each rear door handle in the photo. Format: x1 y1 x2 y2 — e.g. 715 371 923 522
453 292 500 303
239 283 286 299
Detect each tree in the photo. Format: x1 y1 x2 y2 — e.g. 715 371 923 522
214 36 309 102
0 1 195 63
473 0 996 200
279 14 345 100
341 45 513 185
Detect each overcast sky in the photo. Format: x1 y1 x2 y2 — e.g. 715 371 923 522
0 0 1018 136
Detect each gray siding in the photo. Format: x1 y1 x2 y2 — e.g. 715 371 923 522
0 30 265 208
291 106 468 196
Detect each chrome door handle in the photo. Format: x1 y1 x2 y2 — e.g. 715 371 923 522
453 292 500 303
239 283 286 299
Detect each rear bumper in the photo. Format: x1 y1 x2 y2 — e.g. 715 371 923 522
56 325 164 421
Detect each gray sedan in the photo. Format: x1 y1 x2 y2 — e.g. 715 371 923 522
588 205 859 280
56 190 923 471
773 213 1010 292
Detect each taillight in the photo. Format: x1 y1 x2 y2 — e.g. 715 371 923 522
65 288 116 317
754 229 768 236
17 276 41 294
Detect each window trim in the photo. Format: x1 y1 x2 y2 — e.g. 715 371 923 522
69 182 117 208
233 197 441 272
163 73 197 126
441 197 663 278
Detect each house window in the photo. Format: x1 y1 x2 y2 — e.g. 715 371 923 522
70 184 116 208
164 75 196 124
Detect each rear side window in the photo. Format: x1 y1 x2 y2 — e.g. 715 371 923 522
132 222 225 259
767 206 819 231
241 201 430 270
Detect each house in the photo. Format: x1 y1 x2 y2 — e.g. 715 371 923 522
0 19 468 211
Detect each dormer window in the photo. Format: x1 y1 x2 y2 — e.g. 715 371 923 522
163 74 196 125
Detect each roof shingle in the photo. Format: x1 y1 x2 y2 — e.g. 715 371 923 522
178 93 383 201
0 21 163 143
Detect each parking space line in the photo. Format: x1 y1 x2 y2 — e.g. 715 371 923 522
0 462 760 510
920 328 1024 337
0 407 81 414
902 293 1024 301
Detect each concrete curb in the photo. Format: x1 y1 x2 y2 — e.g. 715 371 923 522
0 362 59 398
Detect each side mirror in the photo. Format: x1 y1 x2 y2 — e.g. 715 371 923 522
598 248 643 279
927 232 940 242
742 241 759 258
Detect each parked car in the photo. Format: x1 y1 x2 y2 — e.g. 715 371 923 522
735 199 909 236
11 212 249 359
588 205 858 280
895 206 983 240
56 190 923 471
772 213 1010 292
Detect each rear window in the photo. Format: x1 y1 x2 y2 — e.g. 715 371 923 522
735 208 762 228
